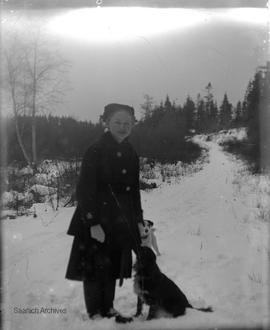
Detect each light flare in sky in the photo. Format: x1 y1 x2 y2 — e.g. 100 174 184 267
47 7 208 43
46 7 269 44
216 8 269 25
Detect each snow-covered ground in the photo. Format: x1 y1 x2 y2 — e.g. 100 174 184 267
2 136 270 330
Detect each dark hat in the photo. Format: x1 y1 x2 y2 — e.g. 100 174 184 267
101 103 136 122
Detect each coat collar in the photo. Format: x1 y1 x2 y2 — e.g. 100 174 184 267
100 131 130 148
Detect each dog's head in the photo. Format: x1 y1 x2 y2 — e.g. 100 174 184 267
138 219 154 240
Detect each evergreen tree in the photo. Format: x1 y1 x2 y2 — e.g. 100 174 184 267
5 115 103 163
164 95 173 111
133 95 194 162
140 94 154 119
195 93 206 132
219 93 232 129
183 95 196 132
233 101 243 127
204 83 213 111
259 63 270 171
208 100 218 132
204 83 218 132
243 72 262 146
222 63 270 172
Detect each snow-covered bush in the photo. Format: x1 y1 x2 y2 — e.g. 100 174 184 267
139 146 209 187
216 128 261 172
2 191 14 208
18 166 34 176
1 190 34 211
141 165 157 180
233 168 270 223
3 159 80 214
210 128 247 145
3 144 208 213
29 184 57 201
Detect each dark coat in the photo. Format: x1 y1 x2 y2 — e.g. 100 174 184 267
65 132 143 282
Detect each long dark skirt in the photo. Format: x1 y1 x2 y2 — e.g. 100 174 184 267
65 236 133 282
65 193 141 282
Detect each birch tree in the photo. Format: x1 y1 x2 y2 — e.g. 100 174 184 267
3 29 70 166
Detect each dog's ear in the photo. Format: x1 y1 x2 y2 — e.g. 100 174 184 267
144 219 154 227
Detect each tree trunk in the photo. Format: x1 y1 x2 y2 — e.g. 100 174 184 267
32 110 37 165
31 46 37 166
14 113 31 165
11 89 31 165
6 50 31 166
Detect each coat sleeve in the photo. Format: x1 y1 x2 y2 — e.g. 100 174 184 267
132 153 144 223
76 145 100 226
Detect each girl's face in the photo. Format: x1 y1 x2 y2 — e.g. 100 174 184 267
106 110 134 143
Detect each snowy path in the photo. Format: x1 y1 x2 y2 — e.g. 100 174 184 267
2 140 269 330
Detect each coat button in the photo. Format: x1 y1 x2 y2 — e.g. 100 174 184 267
86 212 93 219
117 152 122 157
122 169 127 174
126 186 131 191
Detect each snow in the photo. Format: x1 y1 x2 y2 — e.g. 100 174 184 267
2 191 14 206
2 135 270 330
209 127 248 145
140 149 209 187
18 166 34 176
29 184 57 197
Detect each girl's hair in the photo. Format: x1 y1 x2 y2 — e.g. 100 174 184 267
100 103 136 122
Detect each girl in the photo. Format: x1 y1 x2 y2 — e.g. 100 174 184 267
65 103 143 319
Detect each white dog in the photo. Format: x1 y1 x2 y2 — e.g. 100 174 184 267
138 219 161 256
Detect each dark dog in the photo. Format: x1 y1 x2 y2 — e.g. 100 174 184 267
134 246 213 320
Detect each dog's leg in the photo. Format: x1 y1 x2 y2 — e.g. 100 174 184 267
147 304 159 320
134 296 143 317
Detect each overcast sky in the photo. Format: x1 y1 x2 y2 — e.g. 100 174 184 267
2 0 268 8
1 5 269 122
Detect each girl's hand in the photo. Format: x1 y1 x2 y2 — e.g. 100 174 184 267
90 225 105 243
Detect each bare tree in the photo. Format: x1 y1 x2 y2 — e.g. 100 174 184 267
4 33 32 165
3 28 70 166
140 94 154 119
